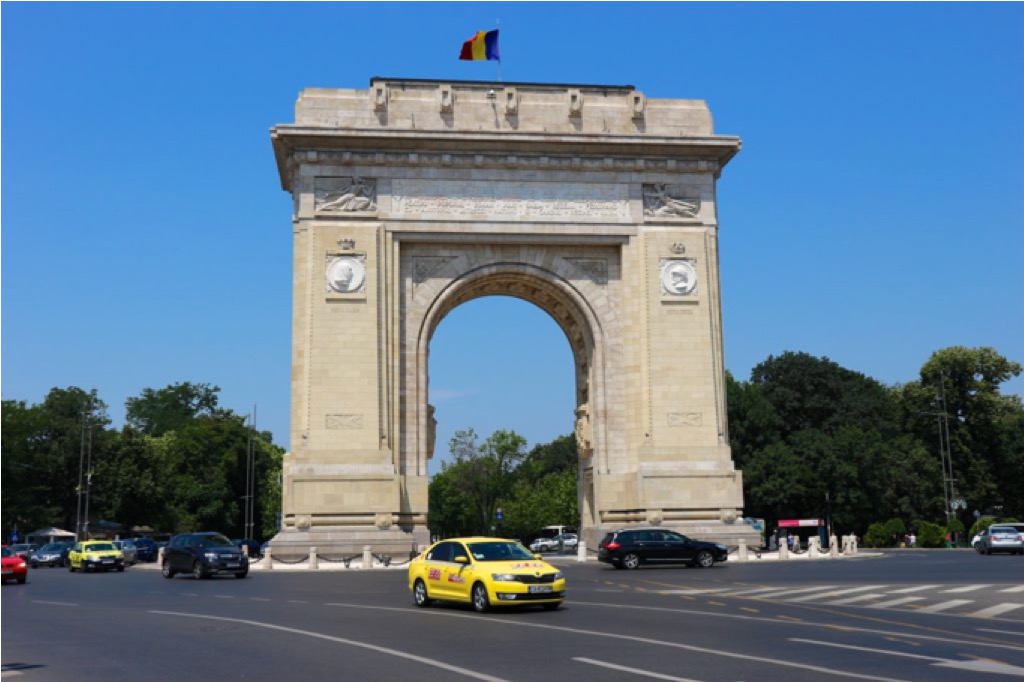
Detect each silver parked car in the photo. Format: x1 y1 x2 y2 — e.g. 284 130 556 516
112 540 138 565
975 526 1024 555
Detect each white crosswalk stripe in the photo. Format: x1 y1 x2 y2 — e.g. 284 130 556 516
942 584 992 594
968 604 1024 619
749 585 839 600
826 593 886 606
789 586 886 603
1000 585 1024 594
918 599 974 613
886 585 939 594
869 596 927 609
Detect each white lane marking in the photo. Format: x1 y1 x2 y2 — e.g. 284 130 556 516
287 599 309 604
1001 586 1024 594
869 597 926 609
750 585 839 599
249 597 271 602
977 628 1024 637
969 604 1024 619
574 657 707 681
715 587 784 597
789 586 886 603
1 672 23 678
323 603 914 681
565 600 1024 654
886 585 939 594
149 610 511 681
917 600 973 613
30 600 78 607
791 638 942 661
657 589 730 595
213 595 234 599
792 638 1024 676
943 584 993 594
826 594 886 606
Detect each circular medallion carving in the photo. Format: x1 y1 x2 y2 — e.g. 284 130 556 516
660 260 697 296
326 256 366 293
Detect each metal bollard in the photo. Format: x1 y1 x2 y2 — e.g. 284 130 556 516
577 540 586 563
738 539 748 562
363 545 372 569
309 546 318 570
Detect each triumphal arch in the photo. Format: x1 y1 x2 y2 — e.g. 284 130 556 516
270 77 756 556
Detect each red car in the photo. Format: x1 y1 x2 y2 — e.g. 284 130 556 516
2 546 28 584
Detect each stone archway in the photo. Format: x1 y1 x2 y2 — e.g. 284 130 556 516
269 77 758 556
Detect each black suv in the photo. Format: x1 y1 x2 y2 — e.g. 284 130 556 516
598 527 728 570
162 532 249 579
131 537 158 562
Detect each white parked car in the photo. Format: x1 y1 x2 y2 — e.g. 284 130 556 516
530 533 578 553
112 540 138 565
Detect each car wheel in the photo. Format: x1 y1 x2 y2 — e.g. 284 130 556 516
68 561 75 573
696 550 715 569
161 561 175 579
235 570 248 579
30 561 38 569
17 575 26 584
622 552 641 570
471 583 491 613
413 579 433 608
192 561 205 580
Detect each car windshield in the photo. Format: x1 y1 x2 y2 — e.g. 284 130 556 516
88 543 116 551
196 535 234 548
40 544 67 552
2 547 12 558
467 541 536 562
11 545 30 551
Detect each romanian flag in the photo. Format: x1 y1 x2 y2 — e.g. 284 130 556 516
459 29 500 61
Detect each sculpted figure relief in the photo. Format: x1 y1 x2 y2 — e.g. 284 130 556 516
575 404 592 457
643 184 700 219
318 177 377 212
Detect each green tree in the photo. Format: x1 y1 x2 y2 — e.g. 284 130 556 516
126 382 221 436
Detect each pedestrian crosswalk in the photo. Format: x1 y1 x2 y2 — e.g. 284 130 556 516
655 583 1024 619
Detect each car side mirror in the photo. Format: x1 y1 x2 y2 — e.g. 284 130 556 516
454 556 469 565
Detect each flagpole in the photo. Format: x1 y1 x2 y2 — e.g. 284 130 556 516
496 20 502 82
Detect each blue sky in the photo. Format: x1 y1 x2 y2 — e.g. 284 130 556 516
3 4 1022 474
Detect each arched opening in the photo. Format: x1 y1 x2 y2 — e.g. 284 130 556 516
426 295 575 477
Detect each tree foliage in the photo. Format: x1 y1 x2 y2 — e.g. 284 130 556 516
2 383 284 541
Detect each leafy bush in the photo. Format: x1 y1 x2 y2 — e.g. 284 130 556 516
947 517 965 534
916 521 947 548
969 517 996 538
864 522 890 548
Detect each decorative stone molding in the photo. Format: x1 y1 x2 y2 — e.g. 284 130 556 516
337 238 356 251
567 89 583 117
413 256 457 284
720 509 738 524
668 412 703 427
375 513 394 530
670 242 686 255
326 413 364 430
646 509 664 526
426 404 437 459
325 254 367 294
372 83 388 113
565 258 608 285
503 87 519 115
643 184 701 219
315 177 377 213
631 92 646 120
660 259 697 297
575 404 593 458
296 515 311 530
439 84 455 113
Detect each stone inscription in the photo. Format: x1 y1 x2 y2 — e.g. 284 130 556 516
326 414 364 430
391 180 630 222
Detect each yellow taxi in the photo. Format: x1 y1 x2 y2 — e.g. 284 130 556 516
67 540 125 573
408 537 566 612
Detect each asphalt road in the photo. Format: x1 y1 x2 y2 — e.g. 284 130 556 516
3 549 1023 681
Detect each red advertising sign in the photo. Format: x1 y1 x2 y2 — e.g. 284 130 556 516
778 519 823 528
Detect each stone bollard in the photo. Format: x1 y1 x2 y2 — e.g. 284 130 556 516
264 545 272 569
738 539 748 562
779 540 789 560
807 536 820 559
309 546 318 570
363 545 373 569
577 540 586 562
242 545 249 558
851 536 858 555
830 535 838 557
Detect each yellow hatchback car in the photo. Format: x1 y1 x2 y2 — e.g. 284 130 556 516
408 537 566 612
67 540 125 573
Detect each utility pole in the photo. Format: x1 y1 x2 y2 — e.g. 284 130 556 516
83 419 93 539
